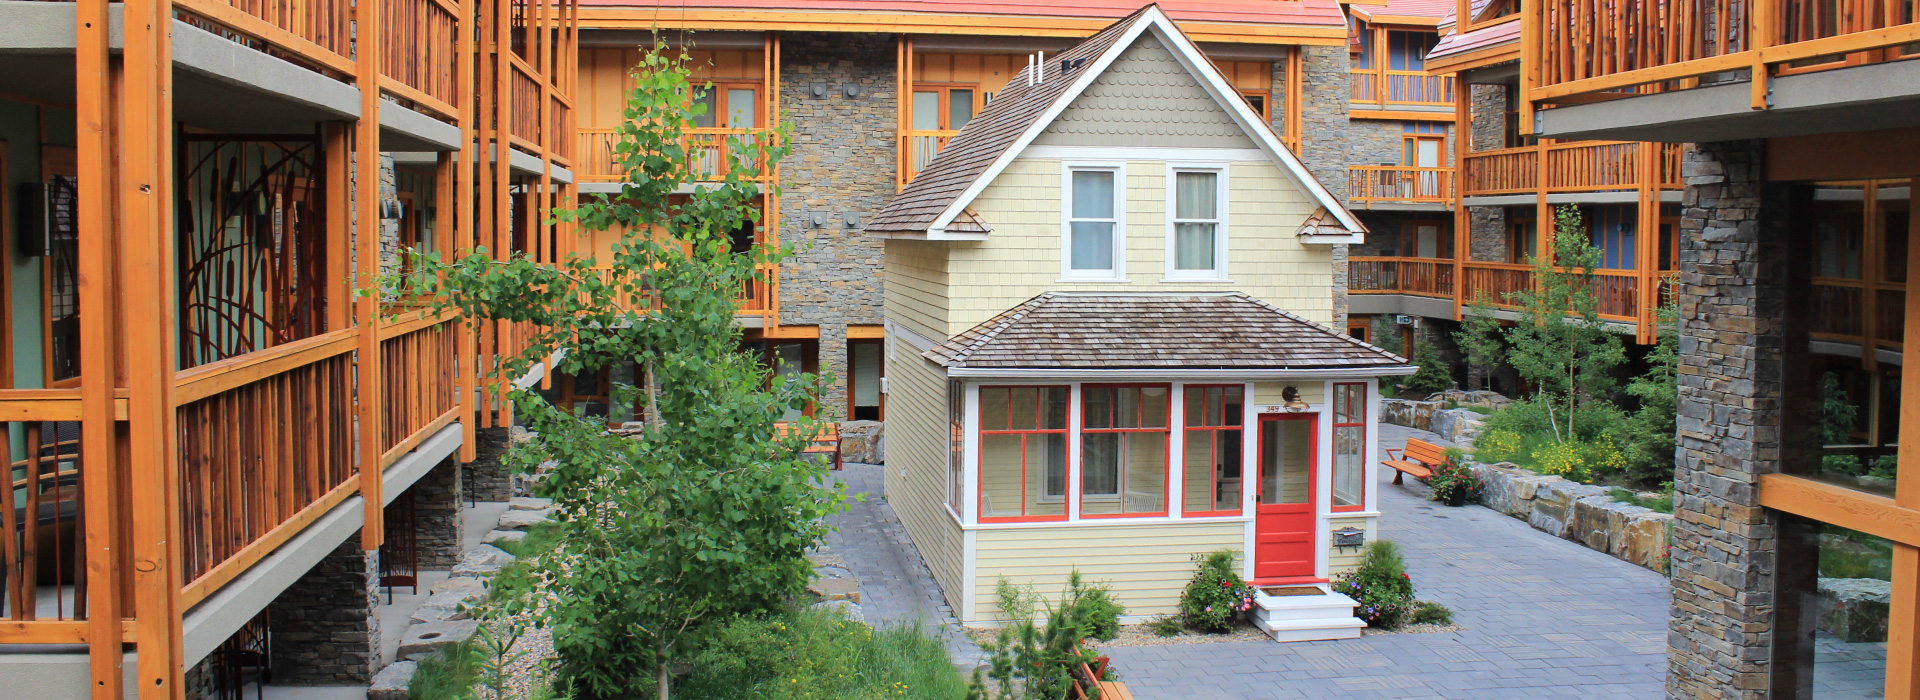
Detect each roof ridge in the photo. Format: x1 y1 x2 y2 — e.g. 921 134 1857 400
951 293 1053 365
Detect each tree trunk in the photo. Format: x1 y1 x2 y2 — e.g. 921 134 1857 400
658 663 671 700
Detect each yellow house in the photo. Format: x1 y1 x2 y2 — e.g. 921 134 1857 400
867 5 1415 641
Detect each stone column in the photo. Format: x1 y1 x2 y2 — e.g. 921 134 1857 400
1298 45 1350 204
467 426 512 502
1466 84 1509 264
414 455 465 567
819 322 849 421
269 537 380 684
1669 139 1802 700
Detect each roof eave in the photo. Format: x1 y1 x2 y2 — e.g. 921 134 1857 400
945 366 1417 379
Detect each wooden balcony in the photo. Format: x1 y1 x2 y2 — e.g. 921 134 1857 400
1349 166 1455 207
577 128 775 183
1350 69 1455 107
1462 141 1683 197
1526 0 1920 110
1350 257 1457 297
900 129 959 185
1810 278 1907 350
586 266 779 323
1358 257 1674 335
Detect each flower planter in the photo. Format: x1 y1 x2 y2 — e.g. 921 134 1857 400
1444 490 1467 507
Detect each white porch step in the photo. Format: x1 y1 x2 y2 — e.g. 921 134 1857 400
1249 585 1366 641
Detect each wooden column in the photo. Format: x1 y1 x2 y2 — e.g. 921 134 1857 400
457 0 478 459
1861 181 1882 371
1285 46 1303 153
895 34 909 193
121 0 183 691
75 0 123 693
494 0 514 428
1885 175 1920 700
1636 142 1661 343
1451 75 1469 321
355 0 385 549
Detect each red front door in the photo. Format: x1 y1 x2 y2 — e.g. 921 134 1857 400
1254 414 1317 581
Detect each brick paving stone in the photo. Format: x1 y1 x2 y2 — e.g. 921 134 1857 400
825 464 983 668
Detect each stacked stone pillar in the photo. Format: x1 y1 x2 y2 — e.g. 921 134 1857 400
1669 139 1808 700
269 537 380 684
414 455 467 567
467 426 513 502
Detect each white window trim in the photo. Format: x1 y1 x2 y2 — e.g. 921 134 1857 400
1164 162 1230 280
1060 161 1127 282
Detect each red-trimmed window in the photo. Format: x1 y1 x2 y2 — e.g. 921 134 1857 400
1080 385 1170 518
978 386 1069 522
1332 383 1368 511
1182 385 1245 516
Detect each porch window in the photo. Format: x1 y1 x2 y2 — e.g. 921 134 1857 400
1080 385 1170 517
1182 385 1244 516
978 386 1069 522
1333 383 1367 511
948 379 964 514
1065 167 1122 278
1170 170 1225 276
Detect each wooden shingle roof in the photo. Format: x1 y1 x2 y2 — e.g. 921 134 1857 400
926 293 1411 371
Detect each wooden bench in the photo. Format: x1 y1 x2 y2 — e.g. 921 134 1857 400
776 421 843 471
1069 652 1135 700
1382 438 1447 485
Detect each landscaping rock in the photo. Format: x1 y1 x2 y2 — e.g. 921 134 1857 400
1429 408 1487 448
399 619 481 661
1425 389 1513 411
809 598 864 623
1381 399 1444 432
1817 577 1893 643
413 579 490 624
1525 478 1608 538
1615 511 1672 570
451 544 516 579
806 576 861 603
368 660 417 700
432 577 488 596
806 551 848 569
481 529 527 546
509 496 553 511
496 509 550 531
840 421 886 465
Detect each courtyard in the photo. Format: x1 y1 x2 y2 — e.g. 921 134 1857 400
826 424 1670 700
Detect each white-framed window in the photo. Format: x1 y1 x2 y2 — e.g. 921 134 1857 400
1061 163 1126 280
1165 164 1228 278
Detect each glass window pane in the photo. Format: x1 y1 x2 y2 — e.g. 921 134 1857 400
1035 434 1067 515
726 88 756 128
1174 223 1216 271
1175 172 1216 219
913 91 941 131
1116 388 1141 428
1044 387 1069 430
1082 433 1119 498
852 342 882 408
691 88 717 128
1334 384 1351 423
1260 419 1313 505
1070 223 1115 271
981 387 1009 431
1083 432 1165 516
1083 387 1113 430
1777 516 1891 699
1224 386 1243 426
1185 388 1204 428
1333 425 1365 507
949 89 974 130
1141 386 1169 428
1010 387 1037 430
981 434 1025 518
1072 170 1115 219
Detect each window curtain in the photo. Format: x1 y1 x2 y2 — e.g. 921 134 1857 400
1174 172 1217 271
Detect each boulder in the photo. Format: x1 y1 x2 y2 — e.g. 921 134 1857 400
509 496 554 511
413 580 490 624
806 576 860 603
450 544 516 579
1526 478 1608 538
369 660 417 700
1429 408 1487 448
1380 399 1445 432
1614 511 1673 569
1425 389 1513 411
481 529 526 546
496 509 550 531
399 620 481 661
1570 496 1648 555
432 577 488 596
839 421 886 465
1816 577 1892 643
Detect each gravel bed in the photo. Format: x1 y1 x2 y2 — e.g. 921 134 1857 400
969 619 1465 650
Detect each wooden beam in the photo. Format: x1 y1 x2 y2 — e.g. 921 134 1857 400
355 0 385 550
1350 109 1457 122
1890 174 1920 700
458 0 477 462
1451 75 1469 322
75 0 123 690
569 8 1350 44
1758 474 1920 548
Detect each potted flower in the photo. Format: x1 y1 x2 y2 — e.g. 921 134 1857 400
1428 449 1481 507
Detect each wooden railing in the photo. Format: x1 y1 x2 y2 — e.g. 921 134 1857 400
1463 142 1686 196
3 417 86 623
1349 166 1454 206
509 61 542 146
173 0 354 74
1593 270 1640 319
379 314 460 464
174 331 359 603
1462 262 1535 305
901 130 959 184
587 266 777 316
1530 0 1920 106
1349 69 1454 106
380 0 460 114
576 128 771 183
1349 257 1457 297
549 97 572 162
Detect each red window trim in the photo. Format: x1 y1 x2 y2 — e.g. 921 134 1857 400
1331 382 1368 513
977 385 1071 524
1181 384 1246 518
1078 383 1172 520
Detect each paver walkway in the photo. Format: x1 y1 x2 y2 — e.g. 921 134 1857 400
829 423 1670 699
826 463 984 667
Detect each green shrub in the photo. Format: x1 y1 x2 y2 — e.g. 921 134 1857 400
1401 340 1455 396
1869 454 1899 481
1146 615 1184 637
1178 551 1255 633
408 638 482 700
975 575 1108 700
1609 482 1674 514
1409 601 1454 626
679 606 969 700
1073 579 1127 642
1331 541 1414 629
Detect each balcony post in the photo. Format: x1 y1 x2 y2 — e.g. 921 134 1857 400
1892 174 1920 700
453 0 477 458
121 0 186 690
1860 181 1882 371
1636 143 1659 343
1452 76 1469 320
355 0 386 550
75 0 124 692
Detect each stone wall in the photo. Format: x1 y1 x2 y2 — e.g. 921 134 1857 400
1472 462 1672 572
467 427 513 502
1348 119 1405 169
1468 205 1509 263
1380 397 1490 446
1298 45 1350 203
1668 139 1792 700
414 455 465 568
778 33 895 416
269 537 379 684
1469 84 1506 151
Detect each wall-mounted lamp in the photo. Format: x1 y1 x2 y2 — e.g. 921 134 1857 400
1281 386 1309 412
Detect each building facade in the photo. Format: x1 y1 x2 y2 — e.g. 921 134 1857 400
0 0 577 696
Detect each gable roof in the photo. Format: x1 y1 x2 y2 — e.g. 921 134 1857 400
925 293 1411 372
865 4 1365 240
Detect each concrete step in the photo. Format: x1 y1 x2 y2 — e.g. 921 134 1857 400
1249 585 1365 640
1251 615 1366 642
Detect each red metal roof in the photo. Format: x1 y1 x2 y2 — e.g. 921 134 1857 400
1350 0 1452 22
577 0 1348 29
1427 13 1517 62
